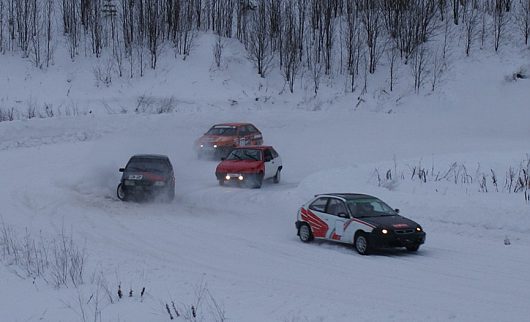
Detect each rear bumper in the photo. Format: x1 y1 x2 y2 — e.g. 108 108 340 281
122 184 171 195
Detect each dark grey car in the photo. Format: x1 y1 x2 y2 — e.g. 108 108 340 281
117 154 175 202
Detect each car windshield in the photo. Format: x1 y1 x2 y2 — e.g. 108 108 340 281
205 126 237 136
226 149 262 161
126 158 169 174
346 198 397 218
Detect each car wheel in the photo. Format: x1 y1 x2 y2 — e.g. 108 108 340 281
117 184 128 201
406 244 420 252
298 224 313 243
354 232 370 255
273 168 281 184
218 179 225 186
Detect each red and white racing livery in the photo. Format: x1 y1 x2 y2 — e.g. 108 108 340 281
296 193 426 255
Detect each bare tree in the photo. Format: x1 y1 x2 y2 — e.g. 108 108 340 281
281 0 301 92
212 33 224 68
359 0 381 74
430 46 444 91
463 0 478 56
62 0 80 59
247 1 272 77
411 44 427 93
515 0 530 44
493 0 509 51
146 0 161 69
0 0 4 53
322 0 334 75
452 0 461 25
344 0 363 91
387 45 398 92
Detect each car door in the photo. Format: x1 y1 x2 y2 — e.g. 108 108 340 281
302 197 334 239
326 198 350 242
263 148 276 179
270 147 281 169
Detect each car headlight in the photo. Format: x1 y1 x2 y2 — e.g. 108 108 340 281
381 229 388 235
416 226 422 232
154 181 165 186
213 144 218 148
238 175 244 181
200 144 204 148
225 175 231 180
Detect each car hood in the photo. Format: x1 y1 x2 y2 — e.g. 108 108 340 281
216 160 263 173
122 171 167 182
357 215 418 229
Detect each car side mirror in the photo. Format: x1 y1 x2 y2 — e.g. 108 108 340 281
265 156 272 162
220 157 226 161
338 213 349 218
394 208 400 213
119 168 125 172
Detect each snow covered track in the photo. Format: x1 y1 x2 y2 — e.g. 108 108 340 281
1 105 530 321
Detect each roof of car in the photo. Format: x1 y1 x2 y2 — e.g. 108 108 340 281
131 154 169 160
314 193 376 200
233 145 272 150
213 122 253 127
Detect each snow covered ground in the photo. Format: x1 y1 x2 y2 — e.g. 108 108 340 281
1 34 530 321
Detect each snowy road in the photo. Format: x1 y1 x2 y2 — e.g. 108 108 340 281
1 109 530 321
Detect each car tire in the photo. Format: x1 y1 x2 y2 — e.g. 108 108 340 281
218 179 225 186
406 244 420 252
298 224 313 243
273 168 281 184
354 232 371 255
117 184 128 201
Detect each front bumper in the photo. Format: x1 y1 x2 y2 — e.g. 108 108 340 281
369 230 426 249
215 172 256 182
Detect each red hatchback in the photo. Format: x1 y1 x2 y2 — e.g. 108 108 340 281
195 123 263 159
215 146 282 188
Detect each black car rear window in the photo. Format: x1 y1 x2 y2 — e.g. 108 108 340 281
127 158 170 174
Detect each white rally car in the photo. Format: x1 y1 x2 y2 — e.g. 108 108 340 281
295 193 426 255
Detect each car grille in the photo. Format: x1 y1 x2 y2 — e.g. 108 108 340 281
395 229 414 234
